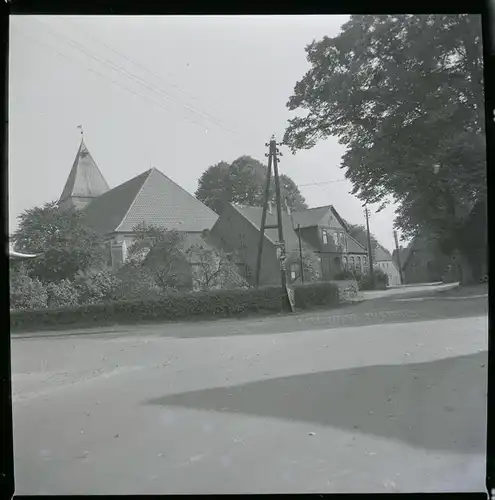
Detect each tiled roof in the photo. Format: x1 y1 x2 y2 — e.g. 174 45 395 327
291 205 349 231
59 139 109 204
83 168 218 236
374 244 393 262
346 234 367 254
231 204 302 253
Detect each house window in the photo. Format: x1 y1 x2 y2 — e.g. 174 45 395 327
290 263 299 282
322 230 328 245
343 256 348 270
350 256 355 269
356 256 361 270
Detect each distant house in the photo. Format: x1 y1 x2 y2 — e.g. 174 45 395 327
211 202 372 285
58 138 219 271
291 205 368 279
400 235 448 284
210 202 313 287
373 244 401 286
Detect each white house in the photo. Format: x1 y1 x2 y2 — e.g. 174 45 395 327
373 244 401 286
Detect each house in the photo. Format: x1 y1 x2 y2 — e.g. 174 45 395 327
209 202 314 287
291 205 368 279
373 244 401 286
211 202 371 285
58 137 219 270
400 235 448 284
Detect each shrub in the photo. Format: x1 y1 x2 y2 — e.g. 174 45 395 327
292 281 340 310
10 285 289 332
358 269 389 290
333 269 360 281
10 264 48 311
45 279 80 308
74 269 121 305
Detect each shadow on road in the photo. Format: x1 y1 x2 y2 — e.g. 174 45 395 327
146 351 487 454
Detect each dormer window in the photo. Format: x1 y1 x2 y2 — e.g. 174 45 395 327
322 230 328 245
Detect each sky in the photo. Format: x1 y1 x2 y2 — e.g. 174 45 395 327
9 15 401 252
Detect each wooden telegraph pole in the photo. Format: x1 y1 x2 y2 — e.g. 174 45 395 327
364 205 374 287
255 135 286 290
393 230 404 285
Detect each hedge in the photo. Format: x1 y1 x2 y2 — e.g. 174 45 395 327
292 281 340 310
10 281 341 333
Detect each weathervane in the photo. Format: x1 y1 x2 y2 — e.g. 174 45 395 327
77 124 84 137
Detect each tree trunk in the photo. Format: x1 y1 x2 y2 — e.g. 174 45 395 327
458 251 476 285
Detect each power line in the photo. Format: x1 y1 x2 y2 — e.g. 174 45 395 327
11 29 204 129
30 18 239 137
61 17 239 135
299 178 347 187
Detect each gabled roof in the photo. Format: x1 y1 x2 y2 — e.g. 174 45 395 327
83 167 218 236
231 204 302 253
374 244 393 262
291 205 349 231
59 139 109 204
346 234 367 254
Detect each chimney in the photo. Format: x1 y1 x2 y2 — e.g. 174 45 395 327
267 201 272 214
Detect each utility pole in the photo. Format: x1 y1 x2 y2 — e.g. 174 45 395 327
255 142 273 288
297 224 304 284
393 230 404 285
364 206 374 287
255 135 286 291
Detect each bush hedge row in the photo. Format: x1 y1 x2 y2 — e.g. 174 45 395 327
10 281 341 333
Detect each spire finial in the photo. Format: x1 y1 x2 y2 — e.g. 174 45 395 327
77 124 84 138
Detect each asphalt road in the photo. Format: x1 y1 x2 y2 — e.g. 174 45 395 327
11 291 488 494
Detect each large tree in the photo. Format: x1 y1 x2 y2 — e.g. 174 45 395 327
195 155 308 215
284 15 486 283
12 201 106 283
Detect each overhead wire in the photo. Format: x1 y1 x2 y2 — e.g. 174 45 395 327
60 16 240 135
29 17 240 137
13 21 346 191
11 29 205 128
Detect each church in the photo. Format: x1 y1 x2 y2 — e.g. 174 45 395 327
58 136 219 270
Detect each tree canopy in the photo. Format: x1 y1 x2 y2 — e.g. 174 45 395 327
284 15 486 280
12 201 106 283
195 155 308 215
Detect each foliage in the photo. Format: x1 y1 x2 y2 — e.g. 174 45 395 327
127 223 192 293
9 263 48 311
292 281 340 310
45 279 80 309
358 269 389 290
284 15 486 282
333 269 358 281
12 201 106 283
186 243 249 291
74 269 121 305
285 247 321 283
344 222 378 252
112 262 164 302
10 286 290 333
195 155 308 215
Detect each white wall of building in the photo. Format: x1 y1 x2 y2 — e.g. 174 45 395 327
374 260 401 286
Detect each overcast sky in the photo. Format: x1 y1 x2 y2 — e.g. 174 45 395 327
9 15 400 252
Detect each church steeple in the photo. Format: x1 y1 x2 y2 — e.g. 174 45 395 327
58 130 110 211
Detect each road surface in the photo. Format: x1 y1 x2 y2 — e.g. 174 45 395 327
11 288 488 494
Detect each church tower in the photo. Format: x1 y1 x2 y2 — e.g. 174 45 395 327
58 131 109 211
